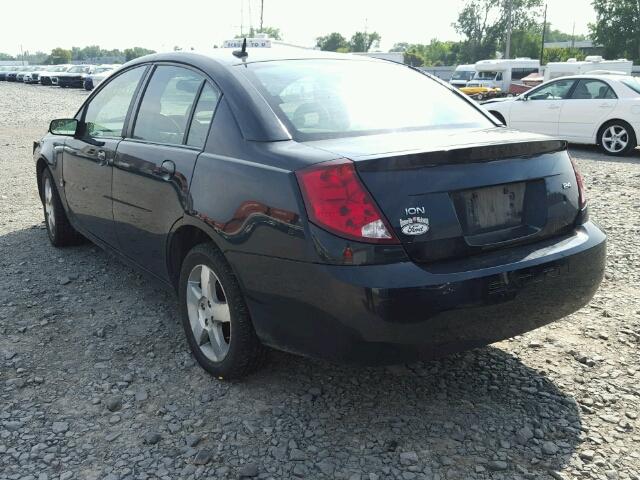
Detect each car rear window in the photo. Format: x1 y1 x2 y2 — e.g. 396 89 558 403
242 59 492 140
621 77 640 95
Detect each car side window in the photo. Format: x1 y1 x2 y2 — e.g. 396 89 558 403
84 66 146 138
570 79 617 100
186 83 221 149
133 65 203 145
528 80 575 101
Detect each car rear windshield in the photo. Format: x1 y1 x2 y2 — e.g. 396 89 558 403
242 59 492 140
621 77 640 95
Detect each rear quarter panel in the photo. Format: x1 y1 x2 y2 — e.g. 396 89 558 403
187 98 335 262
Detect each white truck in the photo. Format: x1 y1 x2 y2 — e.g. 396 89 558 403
449 64 476 88
544 56 633 81
466 58 540 91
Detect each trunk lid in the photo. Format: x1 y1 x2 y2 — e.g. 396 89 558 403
306 128 582 263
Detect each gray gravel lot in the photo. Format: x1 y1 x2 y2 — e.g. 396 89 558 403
0 81 639 480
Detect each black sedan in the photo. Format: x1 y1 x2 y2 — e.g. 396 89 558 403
33 48 606 379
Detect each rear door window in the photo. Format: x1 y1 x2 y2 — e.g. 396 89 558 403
186 83 221 149
570 79 617 100
133 65 203 145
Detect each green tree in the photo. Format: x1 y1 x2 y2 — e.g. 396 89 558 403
349 31 381 52
590 0 640 62
454 0 544 62
404 49 425 67
543 47 586 63
123 47 156 61
71 47 84 61
545 24 587 43
0 52 15 60
81 45 103 60
47 48 72 64
390 42 410 52
316 32 349 51
510 27 541 58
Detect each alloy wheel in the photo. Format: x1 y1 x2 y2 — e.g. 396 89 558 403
44 177 55 233
602 125 629 154
186 264 231 362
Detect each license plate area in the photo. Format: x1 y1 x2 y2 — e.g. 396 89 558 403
451 180 546 246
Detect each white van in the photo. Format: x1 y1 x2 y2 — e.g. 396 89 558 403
544 56 633 81
467 58 540 91
449 64 476 88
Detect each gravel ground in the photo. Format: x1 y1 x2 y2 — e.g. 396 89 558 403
0 81 639 480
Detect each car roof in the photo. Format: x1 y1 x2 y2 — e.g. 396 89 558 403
128 47 380 69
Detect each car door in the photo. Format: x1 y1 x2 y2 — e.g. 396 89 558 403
508 79 576 136
558 78 618 142
63 66 147 247
112 64 221 279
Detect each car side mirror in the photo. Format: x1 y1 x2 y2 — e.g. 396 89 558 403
520 95 529 102
49 118 78 136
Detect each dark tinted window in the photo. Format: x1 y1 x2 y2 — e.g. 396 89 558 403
133 66 203 145
243 60 492 140
186 83 221 149
84 66 145 138
512 67 539 80
571 79 617 100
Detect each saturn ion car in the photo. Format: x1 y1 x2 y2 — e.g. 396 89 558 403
484 74 640 156
33 48 606 378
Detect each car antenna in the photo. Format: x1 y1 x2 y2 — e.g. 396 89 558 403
233 38 248 59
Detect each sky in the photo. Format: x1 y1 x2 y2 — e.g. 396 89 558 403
1 0 596 56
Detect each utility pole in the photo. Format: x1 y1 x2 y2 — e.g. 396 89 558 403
540 3 548 65
505 0 512 59
260 0 264 31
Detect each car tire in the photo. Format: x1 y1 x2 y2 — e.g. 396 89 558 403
40 168 83 247
178 243 267 379
598 120 637 156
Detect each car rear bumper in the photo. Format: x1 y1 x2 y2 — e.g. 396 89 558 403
229 221 606 365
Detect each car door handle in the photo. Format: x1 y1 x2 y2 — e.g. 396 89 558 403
599 103 613 108
160 160 176 178
548 105 561 110
97 150 107 165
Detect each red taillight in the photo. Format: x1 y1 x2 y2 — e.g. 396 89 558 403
296 159 399 244
570 156 587 209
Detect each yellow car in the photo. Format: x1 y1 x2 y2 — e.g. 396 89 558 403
460 86 502 100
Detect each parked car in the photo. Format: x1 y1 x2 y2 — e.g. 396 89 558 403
40 65 72 85
25 66 52 84
54 64 95 88
483 74 640 156
460 85 504 101
84 65 119 90
6 66 27 82
34 49 606 379
0 66 13 81
17 66 38 82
